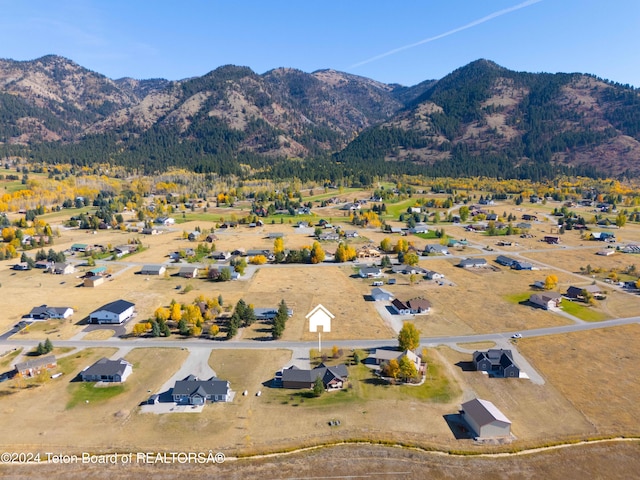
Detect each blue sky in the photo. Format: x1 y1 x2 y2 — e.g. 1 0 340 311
0 0 638 87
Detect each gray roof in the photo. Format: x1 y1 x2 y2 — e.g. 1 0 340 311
94 300 135 315
141 265 165 273
496 255 516 266
27 305 71 317
459 257 487 267
461 398 511 426
282 364 348 384
15 355 56 372
82 357 131 377
172 377 230 396
371 287 393 298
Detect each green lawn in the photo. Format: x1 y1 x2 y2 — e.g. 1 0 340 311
503 292 532 304
270 350 458 407
66 382 126 409
561 300 608 322
0 348 22 370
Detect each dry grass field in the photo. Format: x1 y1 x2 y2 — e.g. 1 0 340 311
245 266 395 341
517 323 640 437
408 259 572 335
438 346 595 444
3 441 639 480
0 347 188 450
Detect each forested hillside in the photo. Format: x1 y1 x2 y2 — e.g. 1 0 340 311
0 56 639 181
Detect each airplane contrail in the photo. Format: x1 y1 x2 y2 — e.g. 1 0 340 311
350 0 543 68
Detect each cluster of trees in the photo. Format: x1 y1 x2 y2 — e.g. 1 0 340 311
272 300 290 339
226 299 256 339
35 338 53 356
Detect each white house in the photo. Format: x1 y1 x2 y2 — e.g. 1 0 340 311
460 398 512 439
88 300 135 324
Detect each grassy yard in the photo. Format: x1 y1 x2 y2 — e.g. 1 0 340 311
66 382 126 409
503 292 532 304
269 350 459 408
0 348 22 370
561 300 608 322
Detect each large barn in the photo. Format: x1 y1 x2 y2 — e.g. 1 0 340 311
460 398 512 439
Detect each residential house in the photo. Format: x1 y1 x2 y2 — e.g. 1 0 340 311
267 232 284 239
511 260 533 270
70 243 88 253
14 355 57 378
208 265 240 280
370 287 394 302
172 375 231 404
155 217 175 226
319 232 340 241
566 284 605 300
141 227 160 235
281 364 348 390
391 265 427 275
34 260 53 270
460 398 512 439
187 231 201 242
88 300 135 324
51 262 75 275
424 244 449 255
81 357 133 383
458 258 488 268
590 232 616 242
495 255 516 267
344 230 359 238
210 251 231 261
372 349 423 372
486 213 498 221
359 266 382 278
516 222 532 230
473 349 520 378
522 214 538 221
391 297 431 315
24 305 73 320
253 307 294 321
205 233 218 242
140 264 166 276
622 244 640 254
424 270 445 280
85 266 107 277
529 292 562 310
409 224 429 234
12 262 30 271
543 236 560 244
178 265 199 278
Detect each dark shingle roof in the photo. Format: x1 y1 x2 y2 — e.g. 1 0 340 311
82 357 131 377
96 300 135 314
172 377 229 396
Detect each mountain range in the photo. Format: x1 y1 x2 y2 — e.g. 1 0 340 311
1 55 639 180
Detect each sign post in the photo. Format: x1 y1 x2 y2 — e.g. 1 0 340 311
306 304 334 353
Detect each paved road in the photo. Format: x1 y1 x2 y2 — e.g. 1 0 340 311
1 315 637 352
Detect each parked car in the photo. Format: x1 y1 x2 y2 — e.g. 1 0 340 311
511 333 522 339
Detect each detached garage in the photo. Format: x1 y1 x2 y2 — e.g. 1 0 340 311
89 300 135 324
460 398 512 439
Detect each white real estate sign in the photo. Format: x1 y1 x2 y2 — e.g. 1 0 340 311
306 304 334 353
